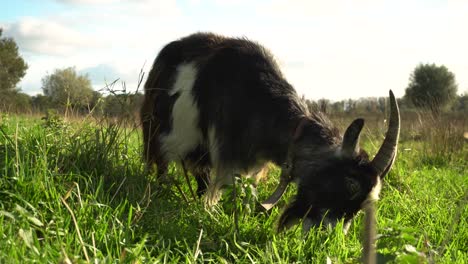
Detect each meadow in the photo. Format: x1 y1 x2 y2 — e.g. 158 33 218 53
0 110 466 263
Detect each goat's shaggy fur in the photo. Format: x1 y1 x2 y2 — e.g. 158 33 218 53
141 32 399 232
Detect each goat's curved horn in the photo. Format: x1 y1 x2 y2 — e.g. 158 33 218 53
342 118 365 157
260 167 291 211
370 90 400 178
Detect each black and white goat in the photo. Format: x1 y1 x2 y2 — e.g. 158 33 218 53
140 32 400 232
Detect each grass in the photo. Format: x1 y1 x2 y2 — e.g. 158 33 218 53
0 112 466 263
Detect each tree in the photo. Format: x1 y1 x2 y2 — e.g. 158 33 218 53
452 93 468 113
102 93 143 118
0 28 28 93
41 67 94 111
405 63 458 113
331 101 345 113
31 94 52 113
0 90 31 112
377 97 386 113
317 99 331 113
345 99 357 113
12 92 32 112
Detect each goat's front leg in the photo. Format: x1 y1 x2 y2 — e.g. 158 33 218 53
205 164 235 207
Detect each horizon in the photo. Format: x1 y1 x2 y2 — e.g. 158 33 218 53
1 0 467 100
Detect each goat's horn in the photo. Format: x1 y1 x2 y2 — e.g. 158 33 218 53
260 168 291 211
370 90 400 178
342 118 365 157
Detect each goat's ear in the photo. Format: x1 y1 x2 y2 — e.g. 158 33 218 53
342 118 364 157
278 201 303 232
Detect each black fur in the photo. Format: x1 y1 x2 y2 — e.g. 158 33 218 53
193 36 306 169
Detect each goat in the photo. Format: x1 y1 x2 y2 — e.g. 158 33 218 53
140 32 400 232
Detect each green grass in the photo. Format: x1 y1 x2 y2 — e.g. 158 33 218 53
0 113 466 263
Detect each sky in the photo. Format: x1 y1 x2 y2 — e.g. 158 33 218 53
1 0 467 100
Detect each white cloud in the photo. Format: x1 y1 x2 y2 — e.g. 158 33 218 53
79 64 121 84
265 0 344 17
127 0 181 17
243 0 468 99
55 0 134 5
262 0 386 19
4 1 186 94
5 0 468 99
54 0 181 17
3 17 99 56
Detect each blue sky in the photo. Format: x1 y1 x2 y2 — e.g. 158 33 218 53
1 0 467 100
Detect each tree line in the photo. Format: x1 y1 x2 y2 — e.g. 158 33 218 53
0 66 143 117
1 28 467 117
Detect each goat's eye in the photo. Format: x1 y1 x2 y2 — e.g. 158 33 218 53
344 177 361 199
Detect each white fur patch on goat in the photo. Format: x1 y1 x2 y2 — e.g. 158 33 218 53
207 126 219 165
160 63 202 160
205 126 233 206
367 177 382 202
